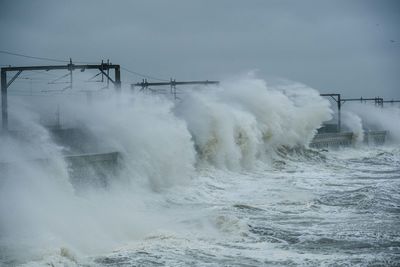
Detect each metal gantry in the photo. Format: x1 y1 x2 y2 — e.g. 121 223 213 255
1 60 121 131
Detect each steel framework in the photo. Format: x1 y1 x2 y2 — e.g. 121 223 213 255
320 94 389 133
132 79 219 99
1 60 121 131
341 97 384 107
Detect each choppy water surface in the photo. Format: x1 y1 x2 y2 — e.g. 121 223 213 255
81 146 399 267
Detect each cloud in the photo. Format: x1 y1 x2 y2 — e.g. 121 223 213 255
0 0 399 98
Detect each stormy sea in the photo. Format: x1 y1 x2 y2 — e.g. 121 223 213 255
1 76 399 266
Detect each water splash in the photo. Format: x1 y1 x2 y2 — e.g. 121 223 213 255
1 74 334 264
175 74 332 169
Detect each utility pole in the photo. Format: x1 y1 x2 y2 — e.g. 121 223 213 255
106 59 110 89
69 58 73 90
1 70 7 132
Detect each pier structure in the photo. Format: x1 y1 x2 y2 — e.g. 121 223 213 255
1 60 121 132
132 79 219 99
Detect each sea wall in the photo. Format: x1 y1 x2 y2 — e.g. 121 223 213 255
310 132 353 148
310 131 387 148
65 152 121 188
364 130 387 145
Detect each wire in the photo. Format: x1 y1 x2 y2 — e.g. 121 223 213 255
30 70 60 77
15 77 52 81
1 49 169 82
121 66 169 82
0 49 96 64
0 50 69 63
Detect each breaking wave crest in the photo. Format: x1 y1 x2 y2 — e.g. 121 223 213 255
174 75 332 169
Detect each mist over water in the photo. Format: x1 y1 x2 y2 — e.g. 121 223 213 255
0 75 399 266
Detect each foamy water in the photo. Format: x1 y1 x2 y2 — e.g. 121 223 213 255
0 76 399 266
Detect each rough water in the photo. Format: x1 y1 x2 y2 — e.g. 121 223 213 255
0 76 399 266
89 147 400 267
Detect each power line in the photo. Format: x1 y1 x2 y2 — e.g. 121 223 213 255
0 49 95 64
121 66 168 82
15 77 52 81
30 70 60 77
0 50 69 63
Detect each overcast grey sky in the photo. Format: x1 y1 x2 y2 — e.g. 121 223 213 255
0 0 399 98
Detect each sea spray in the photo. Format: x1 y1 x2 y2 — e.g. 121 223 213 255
0 90 196 264
174 74 333 169
341 111 364 144
174 90 262 170
344 103 400 143
60 91 197 190
1 75 335 265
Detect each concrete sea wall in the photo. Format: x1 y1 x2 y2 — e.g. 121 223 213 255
310 131 387 149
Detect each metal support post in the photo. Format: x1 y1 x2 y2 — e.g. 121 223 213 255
106 59 110 88
320 93 341 132
1 70 7 131
115 66 121 91
337 94 341 132
1 61 121 130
